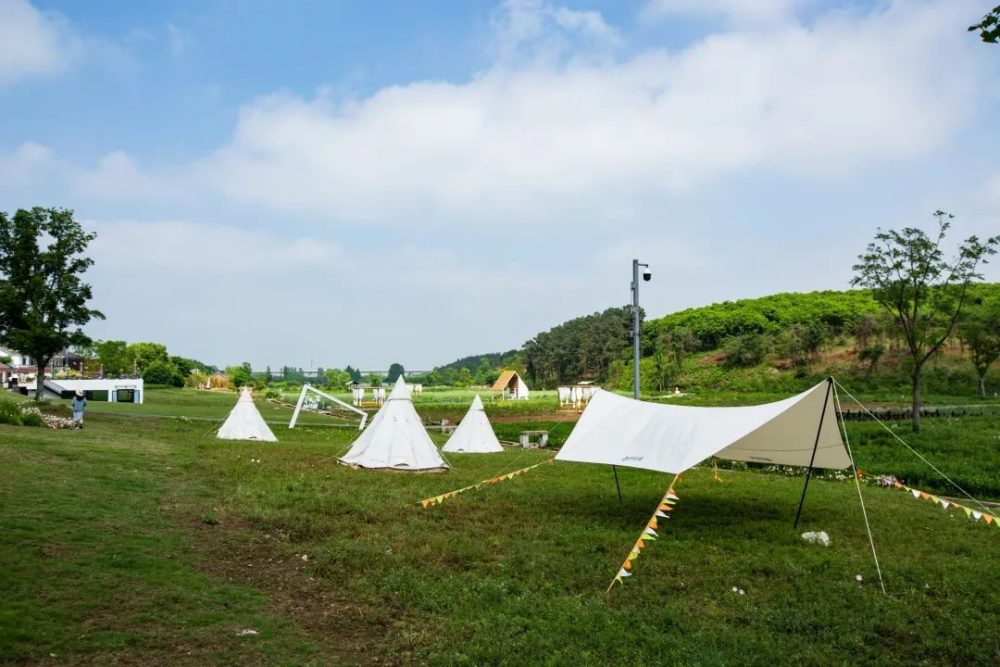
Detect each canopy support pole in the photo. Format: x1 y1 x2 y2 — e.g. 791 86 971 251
832 382 887 595
612 465 623 506
794 378 833 529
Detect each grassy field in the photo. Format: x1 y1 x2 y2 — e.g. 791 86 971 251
1 389 998 665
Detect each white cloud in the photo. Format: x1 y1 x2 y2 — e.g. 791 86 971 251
185 0 980 230
491 0 621 62
166 23 193 57
0 0 73 84
641 0 809 25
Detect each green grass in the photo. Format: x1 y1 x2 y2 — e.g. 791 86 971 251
1 389 998 665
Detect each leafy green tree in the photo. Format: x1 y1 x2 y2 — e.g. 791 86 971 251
345 365 362 383
324 368 350 388
456 367 473 387
957 289 1000 397
264 365 273 382
852 211 998 430
225 362 252 389
366 373 382 387
969 4 1000 42
169 355 194 378
721 333 769 368
125 342 169 376
95 340 129 376
387 362 405 384
143 359 183 386
0 207 104 400
473 357 495 386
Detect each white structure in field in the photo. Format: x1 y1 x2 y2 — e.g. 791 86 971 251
23 377 144 403
338 377 448 472
217 388 277 441
289 384 367 430
442 394 503 453
558 382 599 407
492 370 529 400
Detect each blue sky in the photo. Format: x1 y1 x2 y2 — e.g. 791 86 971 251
1 0 998 369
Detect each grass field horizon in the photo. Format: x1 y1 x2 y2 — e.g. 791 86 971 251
2 387 998 664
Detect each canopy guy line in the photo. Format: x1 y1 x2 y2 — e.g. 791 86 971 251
833 383 887 595
412 458 555 508
855 470 1000 528
607 476 680 594
833 379 991 515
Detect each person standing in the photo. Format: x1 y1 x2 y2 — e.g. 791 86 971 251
72 390 87 428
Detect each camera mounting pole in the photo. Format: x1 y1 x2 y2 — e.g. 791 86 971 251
631 259 650 400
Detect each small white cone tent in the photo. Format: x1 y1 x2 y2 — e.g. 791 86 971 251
442 394 503 454
217 388 278 442
338 376 449 472
556 380 850 473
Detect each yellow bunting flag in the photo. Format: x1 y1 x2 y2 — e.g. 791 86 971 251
411 458 555 509
607 476 680 593
865 472 1000 530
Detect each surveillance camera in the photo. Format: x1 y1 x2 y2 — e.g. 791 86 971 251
642 268 652 281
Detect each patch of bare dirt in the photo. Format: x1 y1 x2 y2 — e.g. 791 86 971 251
186 516 400 666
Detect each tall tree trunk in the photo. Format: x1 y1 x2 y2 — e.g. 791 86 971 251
911 363 923 432
980 373 987 399
34 355 51 402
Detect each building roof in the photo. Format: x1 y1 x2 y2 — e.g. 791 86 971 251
492 370 520 390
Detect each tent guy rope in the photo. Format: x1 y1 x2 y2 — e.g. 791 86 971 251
833 383 886 595
412 458 555 508
607 476 680 593
833 379 991 514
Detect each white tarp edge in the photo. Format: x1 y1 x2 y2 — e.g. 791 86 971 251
555 380 849 474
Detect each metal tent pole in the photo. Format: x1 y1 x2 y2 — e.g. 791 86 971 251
794 378 833 529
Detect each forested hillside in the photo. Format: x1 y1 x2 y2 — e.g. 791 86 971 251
428 285 1000 397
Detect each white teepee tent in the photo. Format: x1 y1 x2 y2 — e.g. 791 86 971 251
338 376 449 472
217 388 278 442
443 394 503 454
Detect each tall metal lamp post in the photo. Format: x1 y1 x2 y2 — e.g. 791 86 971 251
631 259 651 399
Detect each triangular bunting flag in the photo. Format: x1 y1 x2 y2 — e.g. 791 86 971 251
618 567 631 578
963 507 973 518
667 493 679 501
655 510 669 518
911 489 921 499
658 504 671 512
647 518 658 530
623 559 632 571
984 514 994 525
421 499 430 509
919 492 930 500
930 496 941 505
940 500 950 510
972 511 982 521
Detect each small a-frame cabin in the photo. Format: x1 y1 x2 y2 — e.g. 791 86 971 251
492 370 529 400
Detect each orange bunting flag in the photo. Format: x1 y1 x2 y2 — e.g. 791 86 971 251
607 478 680 594
882 476 1000 529
411 458 556 509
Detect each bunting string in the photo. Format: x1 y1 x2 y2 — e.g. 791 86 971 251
858 470 1000 528
412 458 555 509
607 475 680 594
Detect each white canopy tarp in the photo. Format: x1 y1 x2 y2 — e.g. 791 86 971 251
338 377 449 472
556 380 849 474
443 394 503 453
217 388 278 442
